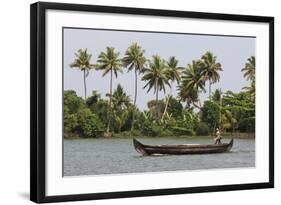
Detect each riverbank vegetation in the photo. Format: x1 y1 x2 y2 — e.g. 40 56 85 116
64 44 255 139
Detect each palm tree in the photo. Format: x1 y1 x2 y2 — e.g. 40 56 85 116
221 109 238 134
243 80 255 100
122 43 146 130
86 90 101 107
201 51 222 99
69 49 95 99
142 55 170 123
241 56 255 81
242 56 255 101
178 87 200 108
114 110 129 133
178 60 205 108
162 56 183 119
112 84 131 110
112 84 130 133
96 47 123 132
212 89 222 103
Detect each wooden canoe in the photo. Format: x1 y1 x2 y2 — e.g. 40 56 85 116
133 138 234 155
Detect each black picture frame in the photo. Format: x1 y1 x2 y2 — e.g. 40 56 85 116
30 1 274 203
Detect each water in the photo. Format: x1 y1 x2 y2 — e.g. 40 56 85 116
63 137 255 176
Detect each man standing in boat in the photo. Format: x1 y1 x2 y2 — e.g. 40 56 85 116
214 128 222 144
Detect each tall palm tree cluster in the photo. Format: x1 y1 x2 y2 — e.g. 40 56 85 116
69 43 224 133
178 52 222 109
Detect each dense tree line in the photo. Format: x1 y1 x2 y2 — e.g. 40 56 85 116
64 44 255 138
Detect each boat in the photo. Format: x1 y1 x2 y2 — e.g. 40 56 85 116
133 138 234 155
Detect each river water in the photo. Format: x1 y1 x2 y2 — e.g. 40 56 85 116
63 137 255 176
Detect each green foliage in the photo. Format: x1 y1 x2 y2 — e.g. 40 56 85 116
64 90 85 113
69 49 95 99
122 43 147 131
195 122 210 136
121 108 134 131
243 80 255 100
147 99 165 120
86 90 100 107
142 55 170 94
136 110 196 137
178 51 222 106
241 56 255 101
111 110 129 133
64 90 104 138
63 51 256 138
137 111 153 135
69 48 95 72
149 124 165 136
170 127 194 136
96 47 123 132
160 113 177 130
222 91 255 133
96 47 123 77
241 56 255 81
110 84 132 132
166 97 183 119
64 106 78 134
201 51 223 98
142 55 171 123
122 43 146 73
86 91 109 126
112 84 131 110
165 56 183 83
201 51 222 84
161 57 183 120
88 99 108 125
178 60 205 108
75 108 105 137
201 100 220 133
63 90 83 135
212 89 222 103
135 111 162 136
177 109 199 131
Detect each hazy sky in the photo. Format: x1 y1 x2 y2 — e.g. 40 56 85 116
63 28 255 110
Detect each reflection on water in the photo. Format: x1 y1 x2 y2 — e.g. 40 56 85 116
63 137 255 176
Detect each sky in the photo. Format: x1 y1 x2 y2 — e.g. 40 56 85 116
63 28 255 111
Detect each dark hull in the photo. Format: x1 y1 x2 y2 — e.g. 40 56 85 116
133 138 234 155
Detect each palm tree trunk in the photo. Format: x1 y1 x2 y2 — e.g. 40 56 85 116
83 70 87 100
134 70 138 106
209 79 212 100
107 69 113 133
162 82 172 120
131 70 137 131
155 81 159 123
219 93 222 129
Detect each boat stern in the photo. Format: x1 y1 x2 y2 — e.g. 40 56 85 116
133 139 148 156
226 138 234 152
